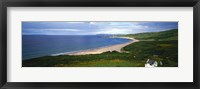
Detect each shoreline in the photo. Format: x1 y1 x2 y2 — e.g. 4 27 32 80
67 37 139 55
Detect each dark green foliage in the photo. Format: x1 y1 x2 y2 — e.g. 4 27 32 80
23 51 144 67
121 29 178 41
23 29 178 67
122 40 178 67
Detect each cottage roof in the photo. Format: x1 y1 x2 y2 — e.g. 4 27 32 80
147 60 156 65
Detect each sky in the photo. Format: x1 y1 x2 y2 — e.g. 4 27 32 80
22 22 178 35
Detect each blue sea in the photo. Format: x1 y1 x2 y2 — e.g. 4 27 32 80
22 35 132 60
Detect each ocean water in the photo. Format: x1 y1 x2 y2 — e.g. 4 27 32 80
22 35 132 60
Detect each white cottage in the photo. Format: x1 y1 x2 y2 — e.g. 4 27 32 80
145 59 158 67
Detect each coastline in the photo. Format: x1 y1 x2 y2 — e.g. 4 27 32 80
67 37 139 55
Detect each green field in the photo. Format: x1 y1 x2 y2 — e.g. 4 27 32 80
22 29 178 67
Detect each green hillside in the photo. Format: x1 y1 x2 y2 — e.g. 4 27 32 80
121 29 178 41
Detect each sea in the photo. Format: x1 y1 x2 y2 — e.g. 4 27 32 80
22 35 132 60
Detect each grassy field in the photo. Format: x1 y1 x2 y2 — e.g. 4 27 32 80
23 29 178 67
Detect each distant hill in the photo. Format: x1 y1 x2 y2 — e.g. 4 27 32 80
122 29 178 41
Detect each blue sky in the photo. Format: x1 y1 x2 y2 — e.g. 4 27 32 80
22 22 178 35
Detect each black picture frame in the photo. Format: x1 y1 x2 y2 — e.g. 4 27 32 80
0 0 199 89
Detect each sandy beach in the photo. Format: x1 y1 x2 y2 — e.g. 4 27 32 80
68 37 139 55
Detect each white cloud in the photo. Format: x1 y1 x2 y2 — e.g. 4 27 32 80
64 22 84 24
96 28 134 34
27 28 80 32
89 22 95 24
47 29 80 32
144 26 149 28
